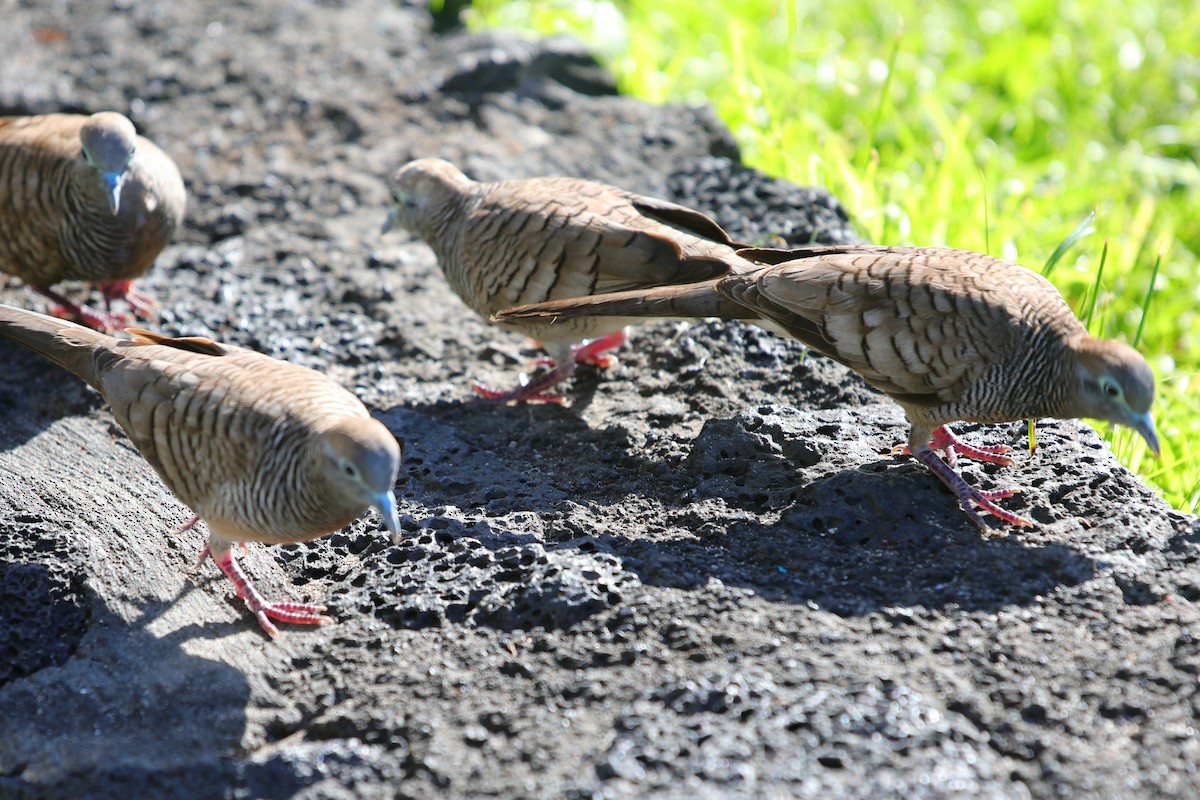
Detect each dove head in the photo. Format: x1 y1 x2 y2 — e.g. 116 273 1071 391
382 158 471 240
319 417 403 538
1067 336 1159 456
80 112 138 215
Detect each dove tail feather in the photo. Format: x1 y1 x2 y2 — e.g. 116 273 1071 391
0 303 116 390
492 280 756 324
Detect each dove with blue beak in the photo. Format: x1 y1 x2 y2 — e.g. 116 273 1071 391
0 303 404 637
0 111 185 329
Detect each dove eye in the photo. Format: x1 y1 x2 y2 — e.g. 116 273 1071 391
1100 376 1121 399
339 459 360 479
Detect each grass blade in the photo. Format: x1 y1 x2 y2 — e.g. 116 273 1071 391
1133 246 1163 349
1083 238 1109 332
1041 210 1096 278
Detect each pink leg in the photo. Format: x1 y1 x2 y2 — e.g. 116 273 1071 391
570 330 627 368
32 286 130 332
532 330 628 369
911 443 1032 531
98 279 158 320
170 515 227 568
214 548 330 637
473 361 574 404
191 544 211 571
174 515 201 534
482 330 627 403
930 426 1014 468
170 516 209 569
892 425 1016 469
188 540 245 570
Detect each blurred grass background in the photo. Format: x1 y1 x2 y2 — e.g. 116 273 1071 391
460 0 1199 512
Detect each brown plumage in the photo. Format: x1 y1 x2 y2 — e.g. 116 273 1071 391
0 304 401 636
0 112 187 330
382 158 754 402
494 245 1160 530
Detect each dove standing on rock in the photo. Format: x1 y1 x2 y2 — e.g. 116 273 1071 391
494 245 1159 531
0 112 187 331
382 157 753 403
0 304 401 637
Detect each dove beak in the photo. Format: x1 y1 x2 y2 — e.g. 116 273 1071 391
104 171 126 215
373 489 402 542
1131 411 1160 458
381 207 398 235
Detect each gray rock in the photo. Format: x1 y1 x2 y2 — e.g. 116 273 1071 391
1 1 1197 799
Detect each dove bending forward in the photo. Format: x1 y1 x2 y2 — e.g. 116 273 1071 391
0 304 401 636
0 112 186 330
382 158 752 403
494 245 1159 530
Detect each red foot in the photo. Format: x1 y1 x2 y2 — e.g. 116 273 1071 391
571 330 627 367
891 425 1016 469
471 360 575 405
98 279 158 319
170 515 208 570
214 548 329 637
531 353 618 369
38 297 130 333
191 544 211 571
472 379 567 405
51 305 131 332
531 330 627 370
474 331 625 403
187 536 245 571
930 426 1014 468
174 515 201 534
911 443 1032 531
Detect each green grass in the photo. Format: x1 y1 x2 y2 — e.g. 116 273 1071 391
466 0 1200 513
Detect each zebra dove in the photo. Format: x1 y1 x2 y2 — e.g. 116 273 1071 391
382 158 751 402
494 245 1159 531
0 304 402 636
0 112 187 331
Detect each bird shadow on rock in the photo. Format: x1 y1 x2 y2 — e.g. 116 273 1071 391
133 567 292 641
377 398 677 516
682 467 1096 616
634 404 1099 614
357 399 1099 621
319 516 639 634
539 461 1099 617
0 338 102 451
287 401 656 634
0 600 251 800
0 562 89 690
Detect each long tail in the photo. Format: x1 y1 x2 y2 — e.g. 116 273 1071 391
735 245 895 265
491 279 759 324
0 303 118 391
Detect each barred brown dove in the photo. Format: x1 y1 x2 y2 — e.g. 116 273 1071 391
494 245 1159 530
382 157 752 402
0 304 401 636
0 112 187 331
